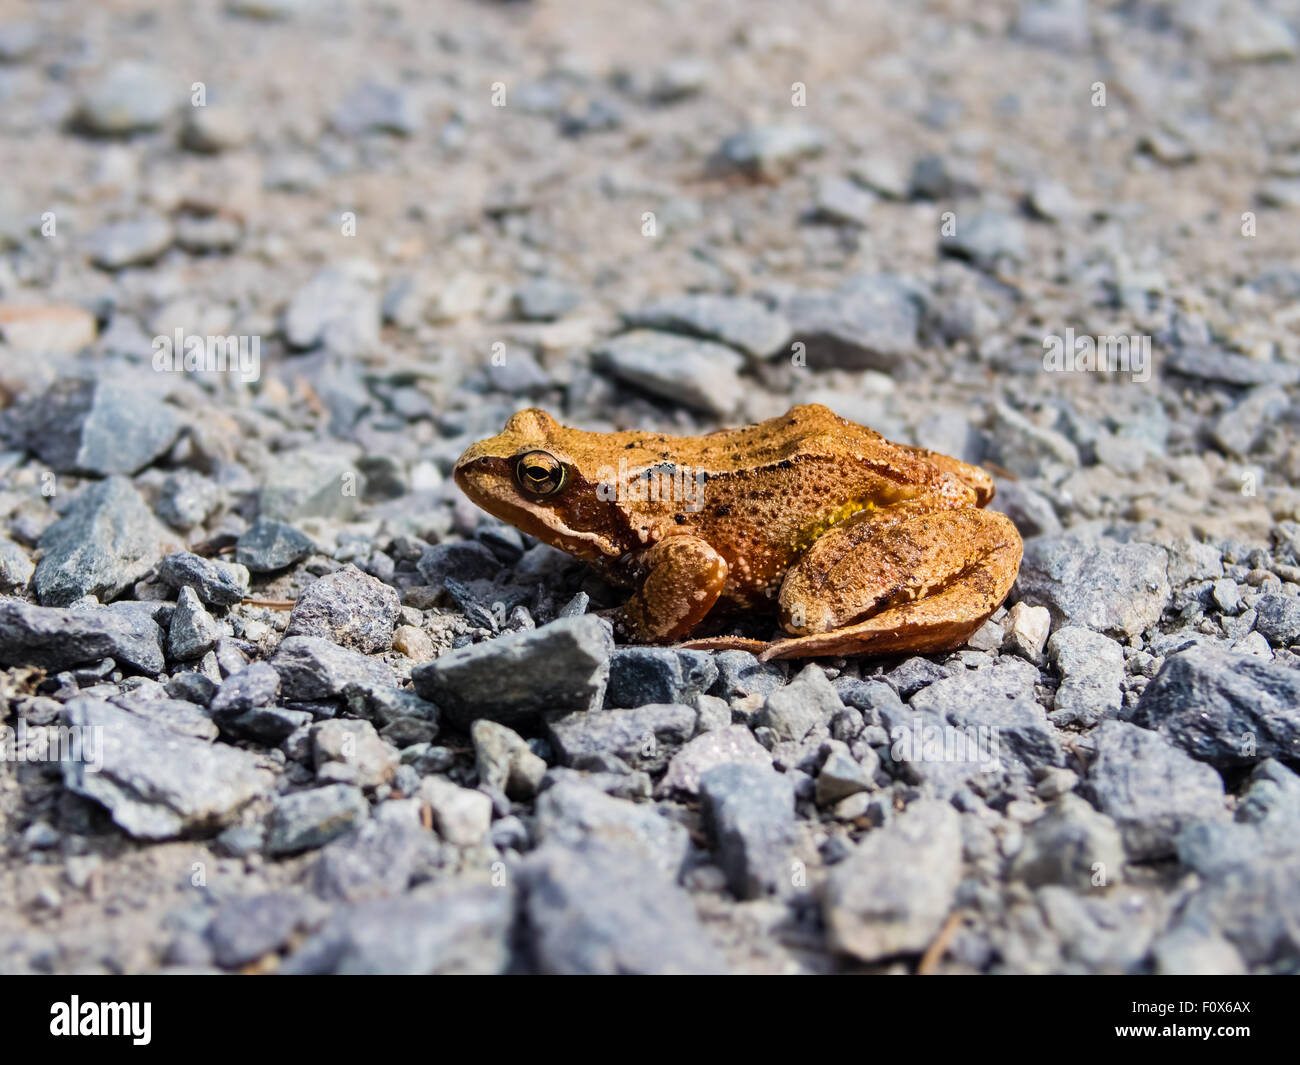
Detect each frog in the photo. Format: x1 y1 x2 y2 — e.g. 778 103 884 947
453 404 1022 661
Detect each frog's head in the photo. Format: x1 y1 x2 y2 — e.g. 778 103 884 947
453 409 630 561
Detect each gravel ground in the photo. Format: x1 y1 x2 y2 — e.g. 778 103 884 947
1 0 1299 975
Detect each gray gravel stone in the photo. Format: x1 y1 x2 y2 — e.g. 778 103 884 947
717 123 825 179
418 776 491 846
779 274 919 371
512 278 580 321
1133 644 1300 768
1047 626 1123 726
331 79 421 137
62 698 273 839
756 663 843 742
207 892 319 969
1010 794 1125 889
311 819 438 902
411 615 613 728
312 719 397 789
1166 344 1300 387
76 61 174 134
710 650 787 699
34 478 174 606
593 330 745 416
20 376 181 476
210 662 280 718
415 540 501 590
270 635 394 701
1254 593 1300 647
155 471 220 530
547 702 696 771
87 213 175 269
282 261 382 357
168 585 222 661
606 647 718 708
1016 534 1170 636
656 725 773 797
266 784 370 855
700 763 796 899
0 599 165 674
940 210 1027 269
622 294 791 361
158 551 250 607
286 564 400 653
1084 721 1226 860
257 446 364 523
0 537 34 593
823 799 962 962
472 719 547 799
534 777 689 876
235 518 316 572
521 842 725 974
284 884 513 974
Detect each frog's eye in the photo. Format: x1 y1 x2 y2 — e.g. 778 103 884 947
515 450 566 496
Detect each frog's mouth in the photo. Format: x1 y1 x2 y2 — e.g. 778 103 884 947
453 454 621 562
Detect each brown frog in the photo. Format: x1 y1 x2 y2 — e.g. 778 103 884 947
454 404 1022 660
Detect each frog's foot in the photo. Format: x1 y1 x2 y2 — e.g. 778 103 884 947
604 535 729 644
762 506 1022 661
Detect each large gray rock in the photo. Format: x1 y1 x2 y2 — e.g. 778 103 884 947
700 763 797 899
606 647 718 708
593 330 745 416
157 551 250 607
207 893 322 969
286 564 400 653
1047 626 1124 726
657 725 773 797
823 799 962 962
235 519 316 572
1016 534 1170 636
1083 721 1226 860
756 663 843 742
1133 644 1300 768
270 635 394 701
533 777 689 876
1010 794 1125 889
266 784 370 855
0 599 165 674
1254 593 1300 647
62 699 273 839
716 123 825 178
76 61 174 134
521 843 725 974
546 703 696 771
411 616 613 728
20 376 181 476
34 478 175 606
778 274 919 371
622 295 791 361
283 884 513 974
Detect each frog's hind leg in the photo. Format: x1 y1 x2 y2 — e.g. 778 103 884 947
760 505 1022 661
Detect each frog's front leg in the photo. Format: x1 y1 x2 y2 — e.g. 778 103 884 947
762 504 1021 661
604 535 728 643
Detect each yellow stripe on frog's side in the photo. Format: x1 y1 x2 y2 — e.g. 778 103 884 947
791 500 876 554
